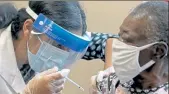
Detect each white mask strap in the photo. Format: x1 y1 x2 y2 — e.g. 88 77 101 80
26 6 38 19
140 60 155 72
138 42 158 50
139 42 168 52
162 42 168 56
37 36 43 43
26 7 42 35
140 42 168 72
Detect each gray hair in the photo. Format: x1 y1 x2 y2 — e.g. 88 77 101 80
129 1 168 46
130 1 168 73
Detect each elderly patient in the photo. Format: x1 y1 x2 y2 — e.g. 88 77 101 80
90 1 168 94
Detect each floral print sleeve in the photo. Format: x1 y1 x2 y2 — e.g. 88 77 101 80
82 32 118 62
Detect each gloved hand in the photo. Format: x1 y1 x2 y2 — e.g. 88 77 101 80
89 71 108 94
22 67 70 94
89 67 115 94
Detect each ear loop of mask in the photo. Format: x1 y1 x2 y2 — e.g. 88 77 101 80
37 36 54 65
36 35 53 58
26 34 32 52
26 34 41 77
138 42 158 72
27 34 42 54
160 42 168 57
138 42 168 72
30 30 56 55
27 34 53 72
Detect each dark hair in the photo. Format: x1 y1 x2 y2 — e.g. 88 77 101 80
0 3 17 29
11 1 86 39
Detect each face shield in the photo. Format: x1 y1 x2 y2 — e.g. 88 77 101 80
26 7 91 72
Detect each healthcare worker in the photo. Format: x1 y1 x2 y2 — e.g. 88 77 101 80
90 1 168 94
17 5 118 83
1 1 117 87
0 1 90 94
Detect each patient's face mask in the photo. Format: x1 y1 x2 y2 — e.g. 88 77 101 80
112 38 168 84
26 7 91 72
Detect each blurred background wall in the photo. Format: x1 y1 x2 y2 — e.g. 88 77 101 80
1 1 141 94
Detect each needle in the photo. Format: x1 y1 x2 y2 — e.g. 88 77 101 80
56 67 84 91
65 77 84 91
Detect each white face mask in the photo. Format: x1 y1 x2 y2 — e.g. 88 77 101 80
27 35 69 72
112 38 168 84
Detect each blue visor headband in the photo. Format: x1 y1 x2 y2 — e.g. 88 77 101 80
26 6 91 52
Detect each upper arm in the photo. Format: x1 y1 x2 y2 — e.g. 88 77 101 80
82 32 118 62
104 38 113 69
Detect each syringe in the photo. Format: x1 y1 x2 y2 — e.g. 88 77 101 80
58 69 84 91
65 77 84 91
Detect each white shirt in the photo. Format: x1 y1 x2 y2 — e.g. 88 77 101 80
0 25 25 93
